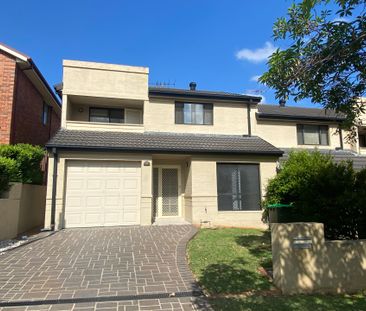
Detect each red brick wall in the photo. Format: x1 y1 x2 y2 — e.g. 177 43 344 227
11 66 61 146
0 51 16 144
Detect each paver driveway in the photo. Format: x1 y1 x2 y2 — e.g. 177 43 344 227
0 225 211 311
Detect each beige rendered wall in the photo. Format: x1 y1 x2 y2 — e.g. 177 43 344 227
253 119 343 150
61 60 148 128
0 183 46 240
62 60 149 101
44 151 153 230
271 222 366 294
145 98 250 135
18 184 46 234
187 155 278 228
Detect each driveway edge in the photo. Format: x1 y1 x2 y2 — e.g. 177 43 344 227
176 226 213 310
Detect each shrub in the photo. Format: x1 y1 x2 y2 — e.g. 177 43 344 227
0 157 21 196
264 150 366 240
0 144 45 184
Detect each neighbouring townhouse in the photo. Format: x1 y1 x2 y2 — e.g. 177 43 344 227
0 43 61 145
254 103 366 170
44 60 366 230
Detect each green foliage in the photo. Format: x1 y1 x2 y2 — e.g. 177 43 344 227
0 157 20 196
260 0 366 137
0 144 45 185
264 151 366 239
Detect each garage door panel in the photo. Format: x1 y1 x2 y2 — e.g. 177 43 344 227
106 179 121 189
67 179 85 190
123 212 138 223
87 179 103 190
104 212 121 224
85 196 104 208
65 196 83 207
123 195 139 206
65 160 141 228
123 179 138 190
85 213 104 226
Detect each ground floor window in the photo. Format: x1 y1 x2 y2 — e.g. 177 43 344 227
217 163 261 211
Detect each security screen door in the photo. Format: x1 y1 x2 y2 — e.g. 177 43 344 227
217 163 261 211
153 166 180 217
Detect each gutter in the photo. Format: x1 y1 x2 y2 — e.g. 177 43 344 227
256 112 346 123
50 147 58 231
247 102 252 136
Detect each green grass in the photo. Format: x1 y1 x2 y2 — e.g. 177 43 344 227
188 228 366 311
188 228 272 294
210 294 366 311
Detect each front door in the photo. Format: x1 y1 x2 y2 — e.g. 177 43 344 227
153 166 181 219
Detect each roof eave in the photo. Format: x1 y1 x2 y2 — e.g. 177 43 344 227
256 112 345 122
149 89 262 103
45 144 284 156
0 43 61 110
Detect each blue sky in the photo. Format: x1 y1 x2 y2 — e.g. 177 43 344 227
0 1 316 106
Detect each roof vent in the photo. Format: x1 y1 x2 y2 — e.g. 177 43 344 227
189 82 197 91
279 99 286 107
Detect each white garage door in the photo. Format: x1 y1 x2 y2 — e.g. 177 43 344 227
64 160 141 228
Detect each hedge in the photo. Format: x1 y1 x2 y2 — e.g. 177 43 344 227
263 150 366 240
0 157 20 196
0 144 45 196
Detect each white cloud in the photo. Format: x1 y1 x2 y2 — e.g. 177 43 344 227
250 75 261 82
332 16 350 23
236 42 277 63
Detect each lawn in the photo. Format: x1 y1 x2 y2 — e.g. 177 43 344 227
187 228 366 311
188 227 272 294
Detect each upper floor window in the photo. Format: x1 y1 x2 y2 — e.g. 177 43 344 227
89 108 124 123
175 102 213 125
42 103 49 125
297 124 329 145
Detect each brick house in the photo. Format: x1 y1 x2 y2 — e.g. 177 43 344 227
0 43 61 146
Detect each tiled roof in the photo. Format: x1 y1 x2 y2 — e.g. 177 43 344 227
281 148 366 171
257 104 346 121
149 87 262 103
46 129 283 156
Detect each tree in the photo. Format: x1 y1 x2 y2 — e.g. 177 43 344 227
260 0 366 139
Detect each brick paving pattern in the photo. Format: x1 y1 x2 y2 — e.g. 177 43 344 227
0 225 212 311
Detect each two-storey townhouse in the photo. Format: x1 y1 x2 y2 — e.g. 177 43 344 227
44 60 283 230
0 43 61 145
253 103 366 170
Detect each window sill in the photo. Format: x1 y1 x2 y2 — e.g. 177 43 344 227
174 123 213 126
297 144 330 146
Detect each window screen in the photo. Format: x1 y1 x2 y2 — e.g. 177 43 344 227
175 102 213 125
297 124 329 145
217 164 261 211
